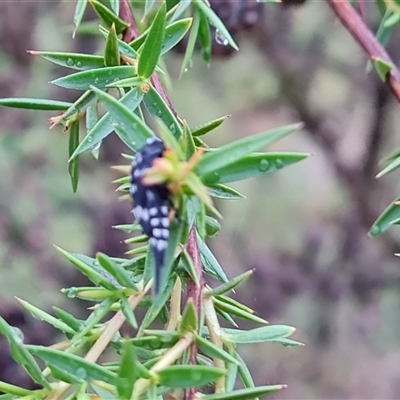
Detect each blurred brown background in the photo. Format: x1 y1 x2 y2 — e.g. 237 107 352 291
2 1 400 398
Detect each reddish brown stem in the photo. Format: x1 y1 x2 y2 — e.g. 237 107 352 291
184 227 204 400
327 0 400 103
119 0 140 42
118 2 202 397
119 0 177 114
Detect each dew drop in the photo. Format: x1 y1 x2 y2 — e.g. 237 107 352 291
169 124 176 133
87 136 93 143
76 61 82 68
156 110 163 117
66 287 78 298
275 159 284 169
94 77 100 84
91 141 101 152
152 102 158 108
113 77 120 82
259 159 270 172
206 172 220 184
215 29 228 46
76 368 87 380
66 58 74 66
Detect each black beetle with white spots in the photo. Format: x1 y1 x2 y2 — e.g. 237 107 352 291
130 137 172 293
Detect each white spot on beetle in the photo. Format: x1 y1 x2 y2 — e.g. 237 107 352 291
149 207 158 216
150 218 160 227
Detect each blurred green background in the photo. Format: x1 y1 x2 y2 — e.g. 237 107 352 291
2 1 400 398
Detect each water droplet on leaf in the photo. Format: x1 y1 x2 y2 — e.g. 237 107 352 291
215 29 228 46
259 159 270 172
275 159 284 169
76 61 82 68
66 58 74 66
206 172 220 184
76 368 87 380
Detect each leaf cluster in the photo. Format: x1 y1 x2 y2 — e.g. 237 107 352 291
0 1 307 399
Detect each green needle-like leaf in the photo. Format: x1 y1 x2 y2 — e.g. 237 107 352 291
369 196 400 237
73 0 88 36
144 85 183 140
201 152 309 185
206 270 253 296
96 252 138 290
156 365 226 388
196 335 240 366
91 86 153 151
16 299 75 335
198 235 229 283
55 246 118 290
52 66 136 90
68 120 80 193
138 3 166 79
376 154 400 178
71 87 144 159
180 9 200 77
180 299 198 332
161 18 192 54
30 51 104 70
117 341 137 399
120 296 138 329
372 57 394 81
0 98 72 111
89 0 129 34
195 123 302 177
208 184 246 200
0 381 31 397
27 346 118 385
0 317 50 389
104 23 120 67
222 325 296 344
195 0 238 50
53 307 82 332
192 115 230 137
201 385 285 399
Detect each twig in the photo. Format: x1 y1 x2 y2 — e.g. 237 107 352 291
119 0 178 115
120 0 140 42
118 3 204 398
327 0 400 103
184 227 204 400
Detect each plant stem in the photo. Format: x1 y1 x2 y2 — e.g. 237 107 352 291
120 0 140 42
327 0 400 102
184 227 204 400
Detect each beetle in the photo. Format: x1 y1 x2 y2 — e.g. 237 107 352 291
130 137 171 293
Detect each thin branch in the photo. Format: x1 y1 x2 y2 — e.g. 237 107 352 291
119 0 177 115
184 227 204 400
327 0 400 103
119 0 140 42
118 4 204 398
